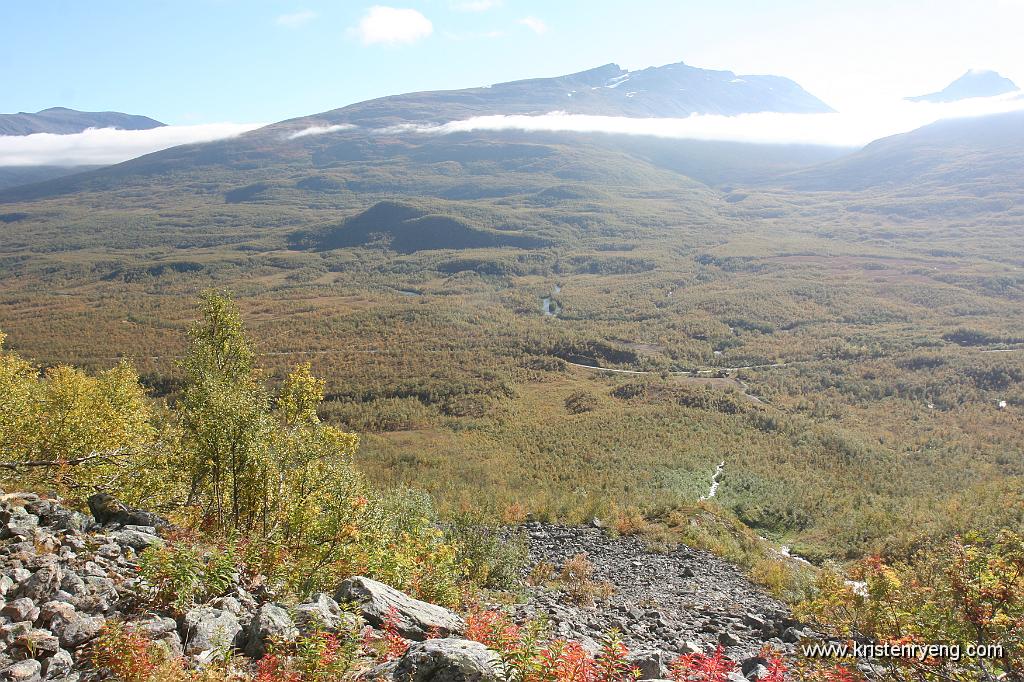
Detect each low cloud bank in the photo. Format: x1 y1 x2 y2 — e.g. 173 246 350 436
5 93 1021 168
408 94 1024 147
0 123 263 167
286 124 356 140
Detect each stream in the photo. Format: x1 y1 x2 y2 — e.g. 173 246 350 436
541 284 562 316
700 459 868 596
700 461 725 500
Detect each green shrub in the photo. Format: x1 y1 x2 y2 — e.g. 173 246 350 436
564 390 600 414
445 513 528 591
138 541 237 614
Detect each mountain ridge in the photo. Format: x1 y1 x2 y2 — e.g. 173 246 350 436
907 69 1020 103
270 60 834 131
0 107 165 136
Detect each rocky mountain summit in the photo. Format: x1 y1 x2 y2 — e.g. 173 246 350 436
274 60 833 132
907 69 1019 103
0 491 822 681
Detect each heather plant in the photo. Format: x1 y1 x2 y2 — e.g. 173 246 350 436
528 560 556 586
88 622 195 682
465 610 637 682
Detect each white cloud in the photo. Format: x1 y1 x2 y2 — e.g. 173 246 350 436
285 124 357 140
276 9 317 27
451 0 502 11
356 6 433 45
381 92 1024 147
518 16 548 34
0 123 263 167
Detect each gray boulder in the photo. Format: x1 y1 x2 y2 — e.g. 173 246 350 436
741 656 771 681
11 629 60 660
45 605 103 649
41 648 73 679
0 659 41 682
1 621 34 647
0 525 33 542
781 627 803 644
627 650 671 680
69 577 117 614
46 509 90 533
337 577 464 641
1 599 39 624
109 528 162 551
135 616 182 656
244 604 297 659
15 563 62 603
676 641 705 655
86 494 166 528
718 631 741 647
393 638 504 682
181 607 241 657
293 593 354 635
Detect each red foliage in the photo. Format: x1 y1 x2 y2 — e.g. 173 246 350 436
761 655 788 682
821 665 861 682
89 623 160 682
466 610 638 682
255 654 302 682
316 632 342 668
465 608 523 651
669 646 735 682
383 606 410 660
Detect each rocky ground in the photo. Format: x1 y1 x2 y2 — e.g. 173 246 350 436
0 490 356 681
0 490 821 682
511 522 811 663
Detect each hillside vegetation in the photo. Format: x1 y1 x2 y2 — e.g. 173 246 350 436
0 104 1022 571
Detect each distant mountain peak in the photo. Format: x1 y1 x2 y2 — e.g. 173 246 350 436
287 59 832 130
907 70 1020 103
0 107 164 136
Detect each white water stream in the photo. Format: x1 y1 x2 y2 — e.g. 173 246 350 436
700 461 726 500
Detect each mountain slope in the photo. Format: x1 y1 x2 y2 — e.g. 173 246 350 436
907 70 1020 103
778 110 1024 193
0 107 164 136
0 60 832 204
0 165 102 191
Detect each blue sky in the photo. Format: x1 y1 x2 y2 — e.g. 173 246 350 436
3 0 1023 125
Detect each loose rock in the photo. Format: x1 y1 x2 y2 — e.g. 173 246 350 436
338 576 464 641
393 638 505 682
